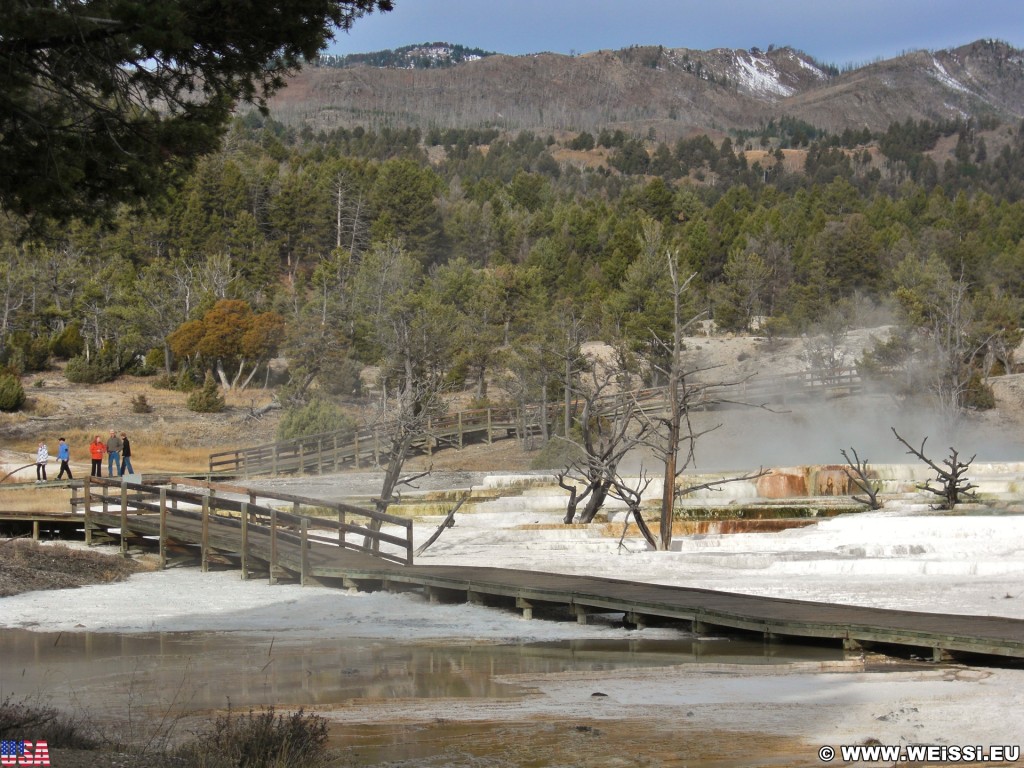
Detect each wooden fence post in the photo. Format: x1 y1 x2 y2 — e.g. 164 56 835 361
119 479 128 556
158 488 167 570
486 408 492 444
269 509 278 585
201 496 209 573
300 518 309 586
240 501 249 580
83 477 92 546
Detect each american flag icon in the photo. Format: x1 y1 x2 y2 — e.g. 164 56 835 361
1 740 50 766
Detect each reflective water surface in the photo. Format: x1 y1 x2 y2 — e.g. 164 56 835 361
0 629 845 766
0 629 842 716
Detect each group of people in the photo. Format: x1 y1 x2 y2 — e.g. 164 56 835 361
34 430 134 482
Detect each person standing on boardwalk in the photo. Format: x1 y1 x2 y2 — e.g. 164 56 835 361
35 440 48 482
89 435 104 477
106 429 122 477
55 437 73 480
119 432 134 476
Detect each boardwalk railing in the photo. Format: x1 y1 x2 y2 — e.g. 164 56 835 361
209 405 557 477
72 476 413 573
211 368 861 478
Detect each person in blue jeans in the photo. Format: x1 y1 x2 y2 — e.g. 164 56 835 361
55 436 73 480
105 429 122 477
119 431 134 476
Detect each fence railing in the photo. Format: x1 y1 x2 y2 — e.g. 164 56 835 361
209 368 860 478
73 476 414 570
209 404 558 477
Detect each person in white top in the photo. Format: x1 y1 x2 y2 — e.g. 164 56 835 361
36 441 49 482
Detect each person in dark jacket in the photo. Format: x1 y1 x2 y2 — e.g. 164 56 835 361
119 432 134 476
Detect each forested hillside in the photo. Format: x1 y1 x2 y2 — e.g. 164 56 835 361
2 107 1024 435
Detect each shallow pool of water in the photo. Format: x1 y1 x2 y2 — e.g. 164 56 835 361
0 628 843 721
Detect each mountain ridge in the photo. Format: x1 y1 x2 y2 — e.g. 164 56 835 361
268 39 1024 138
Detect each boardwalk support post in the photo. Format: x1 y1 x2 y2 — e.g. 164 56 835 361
626 611 648 630
516 597 533 620
574 605 589 625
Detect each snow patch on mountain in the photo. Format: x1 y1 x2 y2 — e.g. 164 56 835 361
931 56 972 94
732 51 795 98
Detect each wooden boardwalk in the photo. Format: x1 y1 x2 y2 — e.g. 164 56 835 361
209 368 862 478
64 476 1024 664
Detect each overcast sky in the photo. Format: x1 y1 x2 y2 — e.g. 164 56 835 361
328 0 1024 66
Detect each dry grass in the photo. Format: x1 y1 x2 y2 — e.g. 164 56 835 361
0 539 143 596
0 487 69 513
4 371 281 476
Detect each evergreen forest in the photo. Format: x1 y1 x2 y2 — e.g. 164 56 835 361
3 111 1024 434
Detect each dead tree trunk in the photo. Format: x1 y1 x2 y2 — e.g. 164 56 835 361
839 447 883 510
891 427 977 509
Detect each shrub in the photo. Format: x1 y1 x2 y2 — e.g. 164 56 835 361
963 372 996 411
3 332 50 374
64 354 117 384
316 357 363 398
144 347 165 371
131 394 153 414
277 397 355 441
176 367 200 392
176 707 330 768
0 373 25 412
0 695 98 749
187 375 225 413
50 322 84 360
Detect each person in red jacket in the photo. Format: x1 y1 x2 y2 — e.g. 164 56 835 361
89 435 104 477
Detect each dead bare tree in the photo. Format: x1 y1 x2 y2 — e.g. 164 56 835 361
555 355 648 525
354 240 456 551
609 470 657 550
891 427 978 509
639 253 772 550
840 447 883 510
414 490 471 556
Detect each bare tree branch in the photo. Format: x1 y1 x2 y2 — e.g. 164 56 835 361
891 427 978 509
840 447 884 509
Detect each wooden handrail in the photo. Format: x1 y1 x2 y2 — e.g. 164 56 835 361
209 368 861 478
84 476 413 565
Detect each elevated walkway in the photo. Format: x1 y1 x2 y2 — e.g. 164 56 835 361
54 475 1024 665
